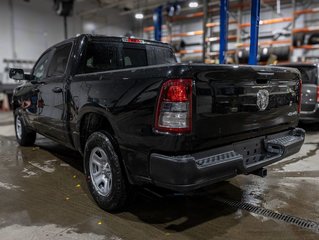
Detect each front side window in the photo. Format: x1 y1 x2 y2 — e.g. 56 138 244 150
33 51 51 81
79 42 119 74
47 43 72 77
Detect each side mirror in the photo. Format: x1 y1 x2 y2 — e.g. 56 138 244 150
9 68 25 80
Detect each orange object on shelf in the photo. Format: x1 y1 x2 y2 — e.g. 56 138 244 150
207 35 237 43
292 27 319 34
206 20 237 28
208 50 236 56
237 39 291 47
143 25 168 32
259 60 291 65
294 8 319 16
171 30 204 38
239 17 292 28
171 11 204 21
143 26 154 32
176 49 203 54
293 45 319 50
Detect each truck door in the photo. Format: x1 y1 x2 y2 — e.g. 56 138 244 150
22 49 53 129
36 42 73 145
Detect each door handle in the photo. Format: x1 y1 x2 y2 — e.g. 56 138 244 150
52 87 63 93
32 88 39 94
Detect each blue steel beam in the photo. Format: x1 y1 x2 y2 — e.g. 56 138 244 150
219 0 229 64
248 0 261 65
153 6 163 41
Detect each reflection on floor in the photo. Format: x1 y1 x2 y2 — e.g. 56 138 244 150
0 112 319 240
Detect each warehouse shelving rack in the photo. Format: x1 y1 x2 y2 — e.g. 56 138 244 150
142 0 300 65
290 0 319 61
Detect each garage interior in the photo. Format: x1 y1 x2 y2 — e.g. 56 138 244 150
0 0 319 239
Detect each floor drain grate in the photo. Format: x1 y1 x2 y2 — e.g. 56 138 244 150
215 197 319 233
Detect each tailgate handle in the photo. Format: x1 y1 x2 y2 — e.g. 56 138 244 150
256 72 274 84
256 78 269 84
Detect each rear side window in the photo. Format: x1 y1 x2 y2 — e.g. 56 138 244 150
123 48 147 68
47 43 72 77
122 45 176 68
146 46 176 65
80 42 119 74
297 67 318 84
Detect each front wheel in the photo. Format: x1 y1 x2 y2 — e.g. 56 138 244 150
84 131 130 212
15 114 36 146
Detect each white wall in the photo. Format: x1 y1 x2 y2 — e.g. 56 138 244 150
0 0 133 85
82 9 134 37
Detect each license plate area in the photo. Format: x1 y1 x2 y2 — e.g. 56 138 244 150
233 137 267 167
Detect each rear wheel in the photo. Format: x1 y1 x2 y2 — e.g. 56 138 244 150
84 131 130 212
15 114 36 146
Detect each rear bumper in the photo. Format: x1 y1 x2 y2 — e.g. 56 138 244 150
149 128 305 192
300 103 319 122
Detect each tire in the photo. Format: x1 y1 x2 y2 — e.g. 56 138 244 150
271 46 290 61
84 131 130 212
293 33 305 47
14 113 36 146
308 33 319 45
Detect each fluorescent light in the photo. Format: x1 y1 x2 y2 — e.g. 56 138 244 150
189 1 198 8
135 13 144 19
83 22 96 33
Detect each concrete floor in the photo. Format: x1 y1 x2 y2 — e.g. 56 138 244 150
0 112 319 240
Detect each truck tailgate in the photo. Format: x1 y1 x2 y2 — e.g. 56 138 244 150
193 65 301 149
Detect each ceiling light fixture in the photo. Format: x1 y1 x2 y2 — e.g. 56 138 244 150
135 13 144 19
189 1 199 8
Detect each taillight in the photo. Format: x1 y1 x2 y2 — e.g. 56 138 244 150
298 79 302 113
155 79 193 134
317 86 319 103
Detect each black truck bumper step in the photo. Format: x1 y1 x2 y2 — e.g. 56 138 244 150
196 133 305 170
195 151 242 169
149 128 305 191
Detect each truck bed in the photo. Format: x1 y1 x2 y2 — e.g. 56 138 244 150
72 63 300 152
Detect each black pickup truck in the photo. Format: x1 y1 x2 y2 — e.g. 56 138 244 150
10 34 304 211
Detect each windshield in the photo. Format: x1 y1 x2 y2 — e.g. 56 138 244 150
297 66 318 84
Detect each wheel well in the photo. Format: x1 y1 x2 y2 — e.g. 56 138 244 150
79 113 133 184
80 113 115 152
12 98 20 112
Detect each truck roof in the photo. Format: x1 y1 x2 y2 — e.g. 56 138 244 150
87 34 170 47
51 34 170 49
277 62 318 68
